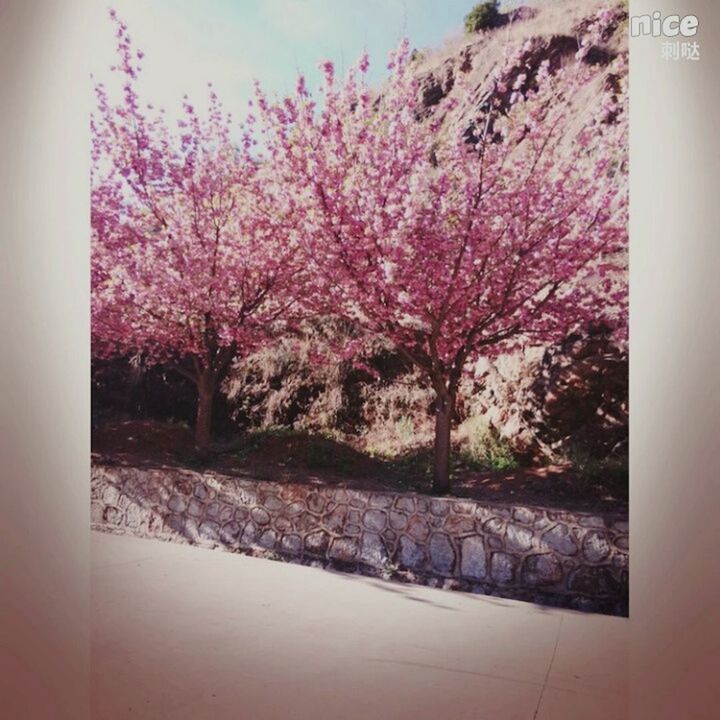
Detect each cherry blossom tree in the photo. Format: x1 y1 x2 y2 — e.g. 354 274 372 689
258 14 628 492
91 13 299 454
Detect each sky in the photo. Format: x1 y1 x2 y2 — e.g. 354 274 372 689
89 0 526 123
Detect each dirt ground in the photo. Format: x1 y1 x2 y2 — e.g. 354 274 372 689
92 419 628 515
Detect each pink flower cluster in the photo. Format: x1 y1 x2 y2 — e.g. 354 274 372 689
93 8 628 411
255 28 628 394
92 14 303 377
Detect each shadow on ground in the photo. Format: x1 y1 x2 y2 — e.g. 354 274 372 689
92 419 628 515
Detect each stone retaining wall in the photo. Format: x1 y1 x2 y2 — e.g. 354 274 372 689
91 462 629 615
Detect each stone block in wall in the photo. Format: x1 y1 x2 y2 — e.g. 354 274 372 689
460 536 487 580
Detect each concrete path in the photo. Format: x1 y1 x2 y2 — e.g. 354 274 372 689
91 532 628 719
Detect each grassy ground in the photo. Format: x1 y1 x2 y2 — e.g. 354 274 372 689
92 419 628 514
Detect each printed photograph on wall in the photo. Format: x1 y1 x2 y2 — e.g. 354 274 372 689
90 0 629 615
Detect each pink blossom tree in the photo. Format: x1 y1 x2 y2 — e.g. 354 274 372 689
258 19 628 492
91 13 299 454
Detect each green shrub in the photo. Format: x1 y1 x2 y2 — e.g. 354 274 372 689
562 445 628 499
464 1 500 34
459 416 519 471
394 415 416 445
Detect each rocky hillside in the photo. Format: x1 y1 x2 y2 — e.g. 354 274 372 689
410 0 627 133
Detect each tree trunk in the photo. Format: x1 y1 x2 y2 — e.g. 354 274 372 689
432 391 454 494
195 370 215 457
